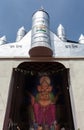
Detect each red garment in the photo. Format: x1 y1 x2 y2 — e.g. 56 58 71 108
33 103 56 126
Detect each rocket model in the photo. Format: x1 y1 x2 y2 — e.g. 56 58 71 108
57 24 66 41
79 34 84 44
29 8 53 57
16 26 26 42
0 36 7 45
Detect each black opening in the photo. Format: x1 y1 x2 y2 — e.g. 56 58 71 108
3 62 74 130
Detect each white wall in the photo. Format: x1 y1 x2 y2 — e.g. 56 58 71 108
69 60 84 130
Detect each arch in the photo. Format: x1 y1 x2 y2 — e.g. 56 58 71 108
17 61 66 73
3 61 74 130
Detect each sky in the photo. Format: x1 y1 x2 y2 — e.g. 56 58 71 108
0 0 84 43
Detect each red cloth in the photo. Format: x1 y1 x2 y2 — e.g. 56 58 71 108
33 103 56 126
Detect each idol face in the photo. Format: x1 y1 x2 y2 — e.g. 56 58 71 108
37 76 52 101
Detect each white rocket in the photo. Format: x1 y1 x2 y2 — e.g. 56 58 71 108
57 24 66 41
0 36 7 45
29 8 53 57
16 26 26 42
78 34 84 44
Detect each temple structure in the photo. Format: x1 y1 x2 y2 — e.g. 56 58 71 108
0 8 84 130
